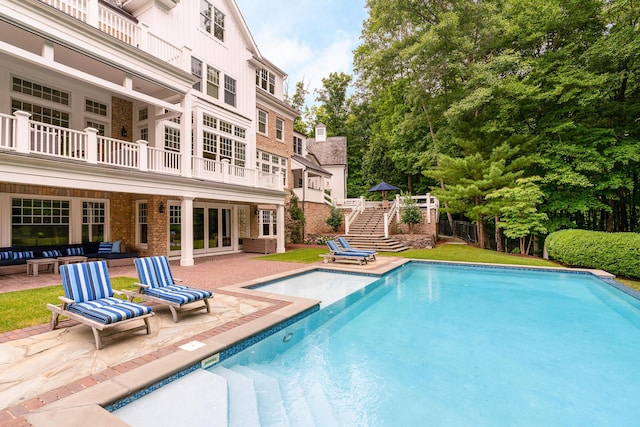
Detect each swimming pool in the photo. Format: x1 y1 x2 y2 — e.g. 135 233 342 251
114 262 640 426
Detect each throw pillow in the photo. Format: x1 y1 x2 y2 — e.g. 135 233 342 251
98 242 113 255
111 240 122 253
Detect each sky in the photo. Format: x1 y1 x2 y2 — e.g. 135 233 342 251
235 0 368 104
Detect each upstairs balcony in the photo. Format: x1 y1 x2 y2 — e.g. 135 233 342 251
38 0 183 66
0 111 283 191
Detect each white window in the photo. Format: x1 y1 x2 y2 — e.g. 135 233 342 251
191 57 202 91
12 77 69 106
82 201 105 243
256 69 276 94
136 201 148 248
214 8 225 41
85 99 108 116
293 135 303 155
164 126 180 152
259 210 277 237
257 109 268 134
224 75 236 107
85 120 106 136
11 99 69 128
140 127 148 142
138 107 148 121
201 114 246 165
257 150 287 186
207 66 219 98
276 118 284 141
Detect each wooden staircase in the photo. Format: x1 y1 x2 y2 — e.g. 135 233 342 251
345 208 408 252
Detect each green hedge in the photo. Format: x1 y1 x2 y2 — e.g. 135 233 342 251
545 229 640 279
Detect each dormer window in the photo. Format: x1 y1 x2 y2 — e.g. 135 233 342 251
200 1 225 42
214 8 225 41
256 68 275 95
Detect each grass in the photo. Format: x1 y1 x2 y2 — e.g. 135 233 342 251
0 277 138 334
381 244 560 267
258 248 327 263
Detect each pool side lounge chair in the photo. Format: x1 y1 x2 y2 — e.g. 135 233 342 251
322 240 369 265
47 260 154 350
127 256 212 323
336 237 377 261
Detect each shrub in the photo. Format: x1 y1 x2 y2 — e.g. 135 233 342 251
326 207 343 232
545 229 640 279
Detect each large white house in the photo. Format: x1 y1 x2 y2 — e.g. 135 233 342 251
0 0 295 265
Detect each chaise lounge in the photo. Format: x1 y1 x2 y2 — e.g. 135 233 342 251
128 256 213 323
322 240 370 265
47 260 154 349
337 237 377 261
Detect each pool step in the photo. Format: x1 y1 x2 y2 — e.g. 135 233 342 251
209 366 261 427
232 366 290 426
113 369 228 427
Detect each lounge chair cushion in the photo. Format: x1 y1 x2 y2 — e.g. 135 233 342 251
337 237 376 255
67 297 153 325
143 284 212 305
327 240 371 257
60 260 113 303
134 256 176 289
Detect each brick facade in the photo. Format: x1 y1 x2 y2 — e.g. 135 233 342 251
111 97 133 142
256 102 294 192
303 202 342 235
392 208 439 238
1 183 169 255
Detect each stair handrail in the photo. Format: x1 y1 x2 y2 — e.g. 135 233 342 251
344 196 365 235
383 196 401 238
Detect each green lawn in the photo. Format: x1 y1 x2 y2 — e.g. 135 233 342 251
0 277 138 333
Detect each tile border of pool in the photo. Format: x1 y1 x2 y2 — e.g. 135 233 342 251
17 258 635 426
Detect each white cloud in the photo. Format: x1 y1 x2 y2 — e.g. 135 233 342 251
236 0 366 104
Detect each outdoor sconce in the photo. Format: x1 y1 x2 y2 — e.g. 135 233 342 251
159 202 165 213
121 125 127 137
254 209 260 216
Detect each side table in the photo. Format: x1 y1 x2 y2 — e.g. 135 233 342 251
57 255 89 266
26 258 60 276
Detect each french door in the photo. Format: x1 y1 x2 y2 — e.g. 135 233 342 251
193 205 233 253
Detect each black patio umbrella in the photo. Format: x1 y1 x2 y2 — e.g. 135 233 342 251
367 181 401 200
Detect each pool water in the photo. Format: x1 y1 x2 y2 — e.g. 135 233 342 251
252 270 378 308
115 263 640 426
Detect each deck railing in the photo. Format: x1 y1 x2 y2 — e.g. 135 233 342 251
3 111 282 191
39 0 183 66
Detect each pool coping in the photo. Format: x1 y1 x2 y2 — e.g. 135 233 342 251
16 259 626 425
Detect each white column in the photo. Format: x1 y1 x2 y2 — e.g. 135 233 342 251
84 127 98 164
13 111 31 154
180 92 192 178
0 194 10 246
180 196 194 266
276 204 285 253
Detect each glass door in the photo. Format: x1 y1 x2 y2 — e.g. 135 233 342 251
193 208 205 250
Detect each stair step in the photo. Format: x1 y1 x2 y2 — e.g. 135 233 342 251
210 366 261 427
232 366 290 427
253 365 316 427
114 369 228 427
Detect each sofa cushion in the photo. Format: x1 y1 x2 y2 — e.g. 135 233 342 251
42 249 63 258
66 247 84 256
13 251 34 260
0 251 12 260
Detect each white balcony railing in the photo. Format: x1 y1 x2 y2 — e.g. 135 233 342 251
3 111 283 191
39 0 183 66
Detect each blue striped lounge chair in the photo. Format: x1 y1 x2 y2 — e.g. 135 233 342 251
129 256 212 323
336 237 377 261
323 240 369 265
47 260 154 350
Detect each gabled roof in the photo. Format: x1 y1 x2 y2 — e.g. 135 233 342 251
291 154 332 176
306 136 347 166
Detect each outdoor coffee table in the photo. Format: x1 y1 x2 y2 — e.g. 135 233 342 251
57 255 88 266
26 258 60 276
